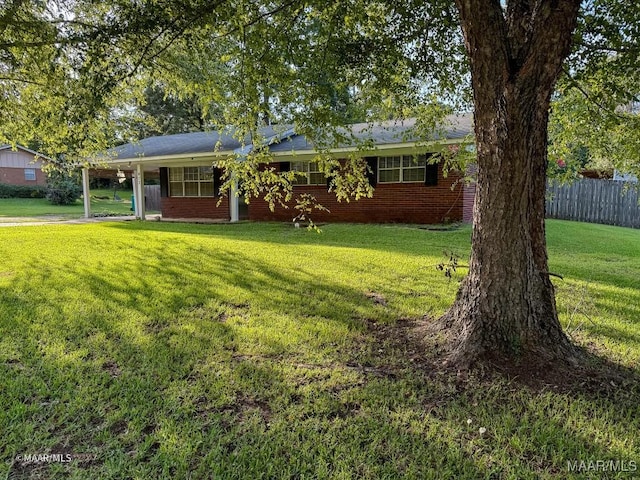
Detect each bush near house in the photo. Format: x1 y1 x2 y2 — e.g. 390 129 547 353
45 173 83 205
0 183 47 198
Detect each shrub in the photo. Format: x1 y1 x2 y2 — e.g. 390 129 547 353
46 175 82 205
0 183 47 198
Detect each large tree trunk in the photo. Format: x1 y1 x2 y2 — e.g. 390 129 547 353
441 0 583 366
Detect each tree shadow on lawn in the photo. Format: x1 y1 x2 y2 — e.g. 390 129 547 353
73 244 382 327
104 220 473 259
4 314 638 478
1 243 397 476
104 222 640 300
2 247 639 478
553 279 640 360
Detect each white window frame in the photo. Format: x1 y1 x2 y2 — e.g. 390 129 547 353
377 155 427 183
291 161 325 186
24 168 37 181
168 167 215 197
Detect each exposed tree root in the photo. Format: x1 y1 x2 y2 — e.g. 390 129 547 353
354 316 638 399
412 314 636 396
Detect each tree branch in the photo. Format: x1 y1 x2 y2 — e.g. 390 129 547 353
576 40 639 55
561 67 629 120
454 0 510 79
520 0 582 92
0 76 46 86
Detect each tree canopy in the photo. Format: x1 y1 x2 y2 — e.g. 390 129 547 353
550 0 640 177
2 0 467 153
2 0 637 174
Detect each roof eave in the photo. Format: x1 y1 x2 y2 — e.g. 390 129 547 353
93 150 232 168
270 137 471 159
94 137 472 167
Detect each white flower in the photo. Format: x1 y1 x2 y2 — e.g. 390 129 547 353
467 418 473 425
479 427 487 435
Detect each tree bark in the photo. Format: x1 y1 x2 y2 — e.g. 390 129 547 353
441 0 583 366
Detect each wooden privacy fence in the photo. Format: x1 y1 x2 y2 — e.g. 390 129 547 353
144 185 161 212
546 179 640 229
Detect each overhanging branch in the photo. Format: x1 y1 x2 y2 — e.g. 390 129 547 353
561 67 629 120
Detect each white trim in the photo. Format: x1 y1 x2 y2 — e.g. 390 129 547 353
377 154 429 184
290 160 326 186
23 168 37 181
82 168 91 218
101 150 229 167
168 166 216 197
269 138 468 160
134 164 145 220
95 138 469 168
230 173 239 223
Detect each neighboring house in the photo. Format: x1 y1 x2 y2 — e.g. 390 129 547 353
0 145 48 186
579 169 612 179
88 115 476 224
613 170 638 183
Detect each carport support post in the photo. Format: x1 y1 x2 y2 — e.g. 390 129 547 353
82 167 91 218
230 173 239 223
134 164 145 220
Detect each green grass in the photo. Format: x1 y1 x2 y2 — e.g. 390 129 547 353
0 189 136 218
0 220 638 479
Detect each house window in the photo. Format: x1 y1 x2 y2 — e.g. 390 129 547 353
378 155 429 183
24 168 36 181
168 167 214 197
291 161 325 185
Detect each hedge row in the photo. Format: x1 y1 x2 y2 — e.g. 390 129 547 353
0 183 47 198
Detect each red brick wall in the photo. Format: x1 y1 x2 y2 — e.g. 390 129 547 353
161 196 229 220
249 164 465 224
0 167 47 186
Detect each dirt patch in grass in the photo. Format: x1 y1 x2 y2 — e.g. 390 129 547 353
418 223 463 231
364 291 387 306
359 316 439 370
101 360 121 378
480 347 640 400
196 394 272 429
143 318 167 334
235 394 273 423
108 419 128 436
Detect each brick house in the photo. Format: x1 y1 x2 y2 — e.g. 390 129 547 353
85 115 476 224
0 145 48 186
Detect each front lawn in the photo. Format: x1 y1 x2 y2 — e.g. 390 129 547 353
0 220 638 479
0 189 135 218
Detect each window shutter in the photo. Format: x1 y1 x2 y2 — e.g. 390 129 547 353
365 157 377 187
425 161 438 186
159 167 169 197
280 161 291 172
213 168 223 197
327 164 338 190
